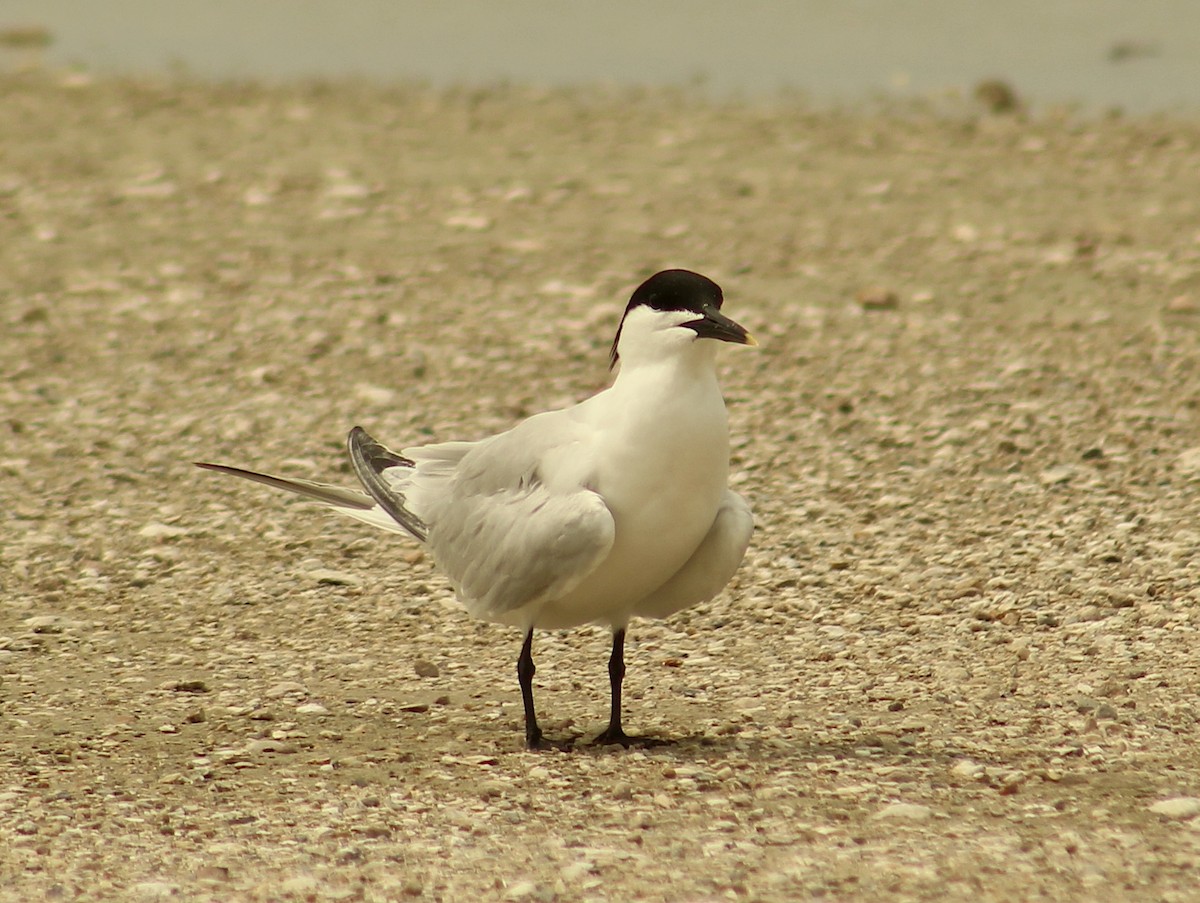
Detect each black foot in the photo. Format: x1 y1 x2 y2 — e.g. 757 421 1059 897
591 726 672 748
525 728 576 752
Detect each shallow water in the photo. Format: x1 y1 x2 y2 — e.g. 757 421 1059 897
3 0 1199 113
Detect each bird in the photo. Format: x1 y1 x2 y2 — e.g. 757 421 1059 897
197 268 756 750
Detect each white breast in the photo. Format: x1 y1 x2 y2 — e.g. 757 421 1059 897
528 355 731 629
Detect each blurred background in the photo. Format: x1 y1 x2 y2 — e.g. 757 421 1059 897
2 0 1200 114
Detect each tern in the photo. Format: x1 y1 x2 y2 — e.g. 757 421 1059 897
197 269 756 749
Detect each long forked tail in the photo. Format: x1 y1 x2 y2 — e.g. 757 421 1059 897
347 426 429 542
194 462 376 510
196 429 428 542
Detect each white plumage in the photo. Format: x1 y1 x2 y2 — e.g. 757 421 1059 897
198 269 755 748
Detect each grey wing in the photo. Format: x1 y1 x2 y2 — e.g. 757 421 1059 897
357 418 615 621
429 483 615 620
632 489 753 620
345 417 609 619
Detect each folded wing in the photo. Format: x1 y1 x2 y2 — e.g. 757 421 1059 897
349 423 616 622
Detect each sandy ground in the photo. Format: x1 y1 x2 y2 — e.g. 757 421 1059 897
2 72 1200 901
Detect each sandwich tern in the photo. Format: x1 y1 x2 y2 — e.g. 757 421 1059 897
198 268 756 749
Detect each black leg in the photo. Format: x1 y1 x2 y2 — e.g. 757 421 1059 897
594 628 632 746
517 629 572 751
593 628 672 748
517 629 542 749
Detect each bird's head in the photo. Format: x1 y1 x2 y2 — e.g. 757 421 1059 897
609 269 756 369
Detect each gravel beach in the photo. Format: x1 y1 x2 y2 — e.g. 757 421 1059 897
2 72 1200 901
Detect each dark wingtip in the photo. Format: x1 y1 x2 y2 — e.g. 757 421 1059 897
347 426 416 470
347 426 428 541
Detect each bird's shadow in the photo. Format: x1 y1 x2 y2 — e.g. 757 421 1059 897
511 730 711 756
523 730 971 772
509 731 742 756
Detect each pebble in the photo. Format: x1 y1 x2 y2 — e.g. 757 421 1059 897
138 522 189 540
443 211 491 231
295 702 331 716
265 681 308 698
324 180 373 200
307 569 363 587
974 79 1020 113
164 679 210 694
503 880 540 900
872 803 935 822
561 861 594 881
278 875 319 895
195 866 231 883
951 760 983 780
1175 447 1200 476
355 383 396 405
1038 464 1076 485
247 739 298 755
414 660 441 678
1149 798 1200 820
121 179 177 199
1164 295 1198 315
856 287 899 311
